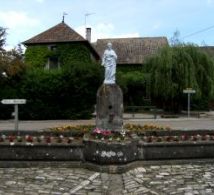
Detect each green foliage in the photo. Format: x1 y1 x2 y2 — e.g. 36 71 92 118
145 45 214 112
0 27 6 51
0 42 101 120
117 64 143 72
0 45 27 119
24 46 49 68
0 30 99 119
24 43 92 68
118 71 148 106
0 45 26 80
3 61 102 120
57 43 92 66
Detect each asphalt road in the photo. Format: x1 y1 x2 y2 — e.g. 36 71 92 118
1 117 214 131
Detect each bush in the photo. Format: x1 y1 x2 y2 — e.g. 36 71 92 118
0 62 102 120
117 71 149 106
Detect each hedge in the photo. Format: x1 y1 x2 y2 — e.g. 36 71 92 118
0 62 102 120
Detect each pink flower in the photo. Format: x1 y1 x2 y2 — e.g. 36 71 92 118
93 128 102 134
92 128 112 139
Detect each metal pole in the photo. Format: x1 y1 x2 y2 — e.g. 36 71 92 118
187 93 190 118
14 104 19 131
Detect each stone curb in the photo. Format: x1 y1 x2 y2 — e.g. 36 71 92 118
1 159 214 174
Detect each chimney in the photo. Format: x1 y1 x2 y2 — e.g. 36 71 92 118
86 27 91 42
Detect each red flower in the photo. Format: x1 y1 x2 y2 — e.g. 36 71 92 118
102 130 112 136
45 136 51 143
165 136 172 142
8 135 15 142
181 134 188 141
147 136 153 142
25 135 33 142
192 135 197 141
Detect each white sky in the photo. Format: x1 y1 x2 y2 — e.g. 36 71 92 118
1 0 214 50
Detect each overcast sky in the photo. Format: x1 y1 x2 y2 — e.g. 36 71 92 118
1 0 214 49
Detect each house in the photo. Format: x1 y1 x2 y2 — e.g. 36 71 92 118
200 46 214 59
94 37 168 70
23 21 100 69
23 20 168 70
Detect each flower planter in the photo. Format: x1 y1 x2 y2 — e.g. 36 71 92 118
83 136 138 164
0 131 84 161
1 129 214 164
138 141 214 160
0 143 84 161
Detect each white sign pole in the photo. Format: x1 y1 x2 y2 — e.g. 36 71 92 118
188 93 190 118
183 89 195 118
1 99 26 132
15 104 19 131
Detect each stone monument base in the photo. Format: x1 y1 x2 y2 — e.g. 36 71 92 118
96 84 123 132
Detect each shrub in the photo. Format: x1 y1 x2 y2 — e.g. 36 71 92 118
0 61 102 120
17 62 102 119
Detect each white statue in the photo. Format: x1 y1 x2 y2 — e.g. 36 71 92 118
101 42 117 84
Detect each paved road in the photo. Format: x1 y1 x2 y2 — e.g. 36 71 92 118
1 117 214 131
0 161 214 194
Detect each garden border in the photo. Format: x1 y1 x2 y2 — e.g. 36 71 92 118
1 130 214 173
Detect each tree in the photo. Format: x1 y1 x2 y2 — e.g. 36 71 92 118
117 71 149 106
145 45 214 112
0 27 25 77
0 27 6 51
0 47 25 77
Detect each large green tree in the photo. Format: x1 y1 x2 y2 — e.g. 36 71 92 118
145 45 214 112
0 27 6 51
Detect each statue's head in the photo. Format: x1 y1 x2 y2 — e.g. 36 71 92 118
107 42 112 50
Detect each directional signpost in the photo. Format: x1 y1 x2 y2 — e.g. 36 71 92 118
183 88 196 118
1 99 26 132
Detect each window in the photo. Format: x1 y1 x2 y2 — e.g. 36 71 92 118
45 45 60 70
48 45 57 51
45 57 60 70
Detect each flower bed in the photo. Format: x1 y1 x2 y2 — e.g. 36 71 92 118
0 132 84 161
0 124 214 163
49 124 171 134
141 134 214 143
0 134 81 145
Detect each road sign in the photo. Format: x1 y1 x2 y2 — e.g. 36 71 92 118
1 99 26 104
183 88 195 118
1 99 26 132
183 89 196 94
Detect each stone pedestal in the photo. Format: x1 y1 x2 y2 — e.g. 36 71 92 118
96 84 123 132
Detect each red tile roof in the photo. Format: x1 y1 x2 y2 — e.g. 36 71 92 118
95 37 168 64
23 22 85 45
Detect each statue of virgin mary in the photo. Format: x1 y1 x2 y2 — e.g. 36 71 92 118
101 42 117 84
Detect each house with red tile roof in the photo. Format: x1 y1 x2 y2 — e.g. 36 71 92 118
23 21 169 69
94 37 168 69
23 21 100 69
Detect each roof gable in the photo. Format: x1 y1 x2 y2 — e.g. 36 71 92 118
23 22 85 45
200 46 214 58
95 37 168 64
